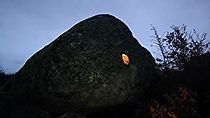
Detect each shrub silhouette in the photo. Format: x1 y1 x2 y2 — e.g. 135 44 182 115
0 67 14 90
151 25 209 70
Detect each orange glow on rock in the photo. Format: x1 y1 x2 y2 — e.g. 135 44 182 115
122 54 129 65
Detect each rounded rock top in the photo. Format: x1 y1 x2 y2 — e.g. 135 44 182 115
12 14 155 114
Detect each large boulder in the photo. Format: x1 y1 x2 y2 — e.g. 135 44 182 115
11 14 155 114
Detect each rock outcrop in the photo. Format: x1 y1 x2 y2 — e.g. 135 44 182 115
9 14 155 115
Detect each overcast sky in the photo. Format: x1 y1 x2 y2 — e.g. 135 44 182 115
0 0 210 73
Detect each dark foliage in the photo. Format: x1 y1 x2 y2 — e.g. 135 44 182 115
183 52 210 118
147 52 210 118
145 25 210 118
151 25 209 70
0 68 14 89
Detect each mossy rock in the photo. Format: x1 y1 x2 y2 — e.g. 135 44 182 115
11 14 155 114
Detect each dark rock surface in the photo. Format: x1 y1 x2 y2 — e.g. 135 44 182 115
0 92 52 118
6 14 155 116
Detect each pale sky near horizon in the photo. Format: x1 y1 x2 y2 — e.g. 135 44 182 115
0 0 210 73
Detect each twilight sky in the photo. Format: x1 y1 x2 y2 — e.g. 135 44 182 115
0 0 210 73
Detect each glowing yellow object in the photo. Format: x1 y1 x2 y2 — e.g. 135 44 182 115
122 54 129 65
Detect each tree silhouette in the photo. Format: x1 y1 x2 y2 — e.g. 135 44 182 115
151 25 210 70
